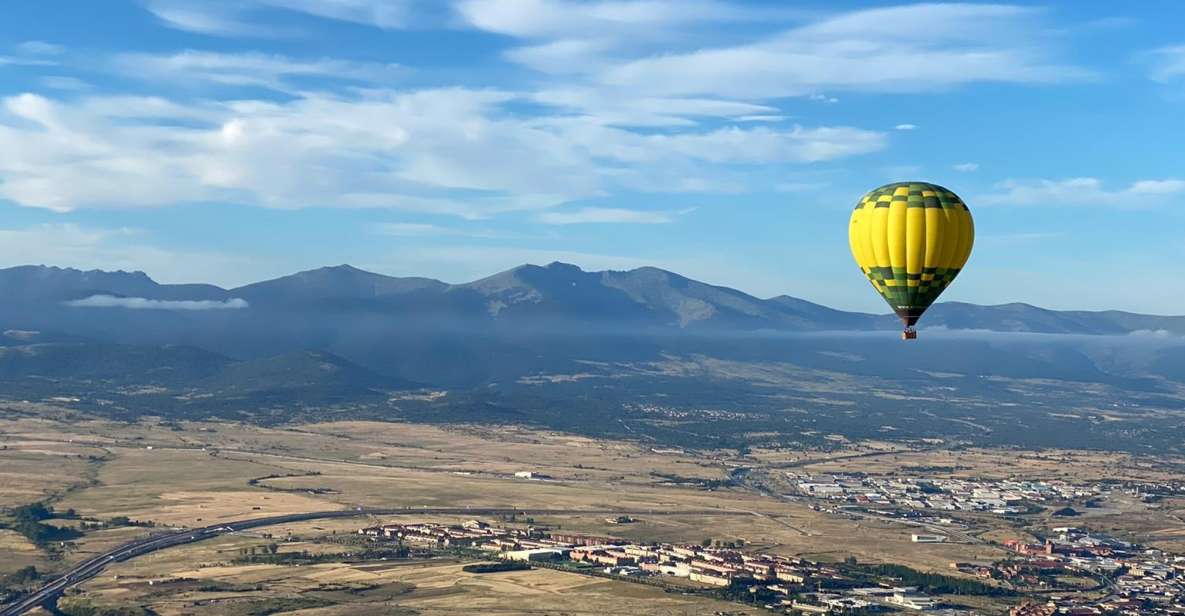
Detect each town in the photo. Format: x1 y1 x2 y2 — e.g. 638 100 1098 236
791 472 1185 517
355 517 1183 615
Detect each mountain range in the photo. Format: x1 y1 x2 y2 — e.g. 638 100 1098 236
1 262 1184 390
3 261 1183 333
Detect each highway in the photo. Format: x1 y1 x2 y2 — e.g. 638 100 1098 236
0 509 364 616
0 506 752 616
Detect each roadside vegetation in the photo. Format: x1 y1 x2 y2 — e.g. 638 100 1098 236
3 502 82 546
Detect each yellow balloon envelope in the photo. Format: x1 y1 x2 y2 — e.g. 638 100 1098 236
848 182 974 339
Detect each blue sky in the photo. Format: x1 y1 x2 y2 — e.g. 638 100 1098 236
1 1 1184 313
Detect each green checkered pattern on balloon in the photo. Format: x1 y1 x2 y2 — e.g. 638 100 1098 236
854 182 968 211
864 266 960 308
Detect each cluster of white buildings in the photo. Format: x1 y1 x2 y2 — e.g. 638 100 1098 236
359 519 1185 614
622 402 763 421
792 586 943 612
358 521 971 612
792 473 1104 514
795 473 1185 517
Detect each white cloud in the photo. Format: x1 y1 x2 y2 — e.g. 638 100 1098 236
471 4 1085 139
1128 329 1181 338
1129 179 1185 194
142 0 285 37
15 41 65 56
0 88 884 214
143 0 424 35
1148 45 1185 82
505 39 615 75
654 125 886 163
0 57 56 67
39 76 90 91
374 222 459 237
113 50 402 92
537 207 674 225
255 0 418 29
0 41 64 67
735 114 786 123
455 0 774 38
596 4 1090 99
343 194 566 220
978 231 1065 244
894 123 917 131
65 295 249 310
774 182 826 192
373 222 506 237
953 162 979 172
982 177 1185 207
530 88 779 127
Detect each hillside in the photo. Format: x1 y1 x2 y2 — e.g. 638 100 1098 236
0 262 1181 390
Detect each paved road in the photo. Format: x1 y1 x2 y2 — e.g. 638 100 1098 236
0 509 363 616
0 506 751 616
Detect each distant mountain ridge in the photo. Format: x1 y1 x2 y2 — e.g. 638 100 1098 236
6 264 1185 454
2 262 1185 394
2 262 1182 335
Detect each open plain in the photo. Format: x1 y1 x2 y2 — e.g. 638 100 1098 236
3 403 1185 614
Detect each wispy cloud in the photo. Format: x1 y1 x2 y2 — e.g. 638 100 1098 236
1148 45 1185 82
65 295 249 310
982 177 1185 207
629 125 886 164
775 181 827 192
374 223 460 237
0 88 885 214
0 41 65 67
142 0 423 36
142 0 287 37
530 88 781 127
894 123 917 131
15 41 65 56
537 207 677 225
112 50 402 92
373 222 506 238
979 231 1066 244
953 162 979 172
590 4 1092 99
455 0 784 38
38 76 90 91
258 0 419 29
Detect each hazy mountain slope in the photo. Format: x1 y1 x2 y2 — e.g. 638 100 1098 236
0 341 231 384
767 295 888 330
7 262 1184 337
0 263 1183 389
199 350 414 393
922 303 1185 335
232 264 446 307
0 265 228 301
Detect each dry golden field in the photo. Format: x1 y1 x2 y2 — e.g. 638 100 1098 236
3 405 1184 614
61 519 750 616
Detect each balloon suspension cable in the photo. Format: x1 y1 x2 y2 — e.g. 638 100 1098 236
902 327 917 341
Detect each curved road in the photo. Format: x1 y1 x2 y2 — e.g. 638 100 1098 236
0 506 750 616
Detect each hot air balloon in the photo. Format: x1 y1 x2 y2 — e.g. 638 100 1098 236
848 182 974 340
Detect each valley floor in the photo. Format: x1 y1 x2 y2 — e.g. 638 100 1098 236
2 403 1183 615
